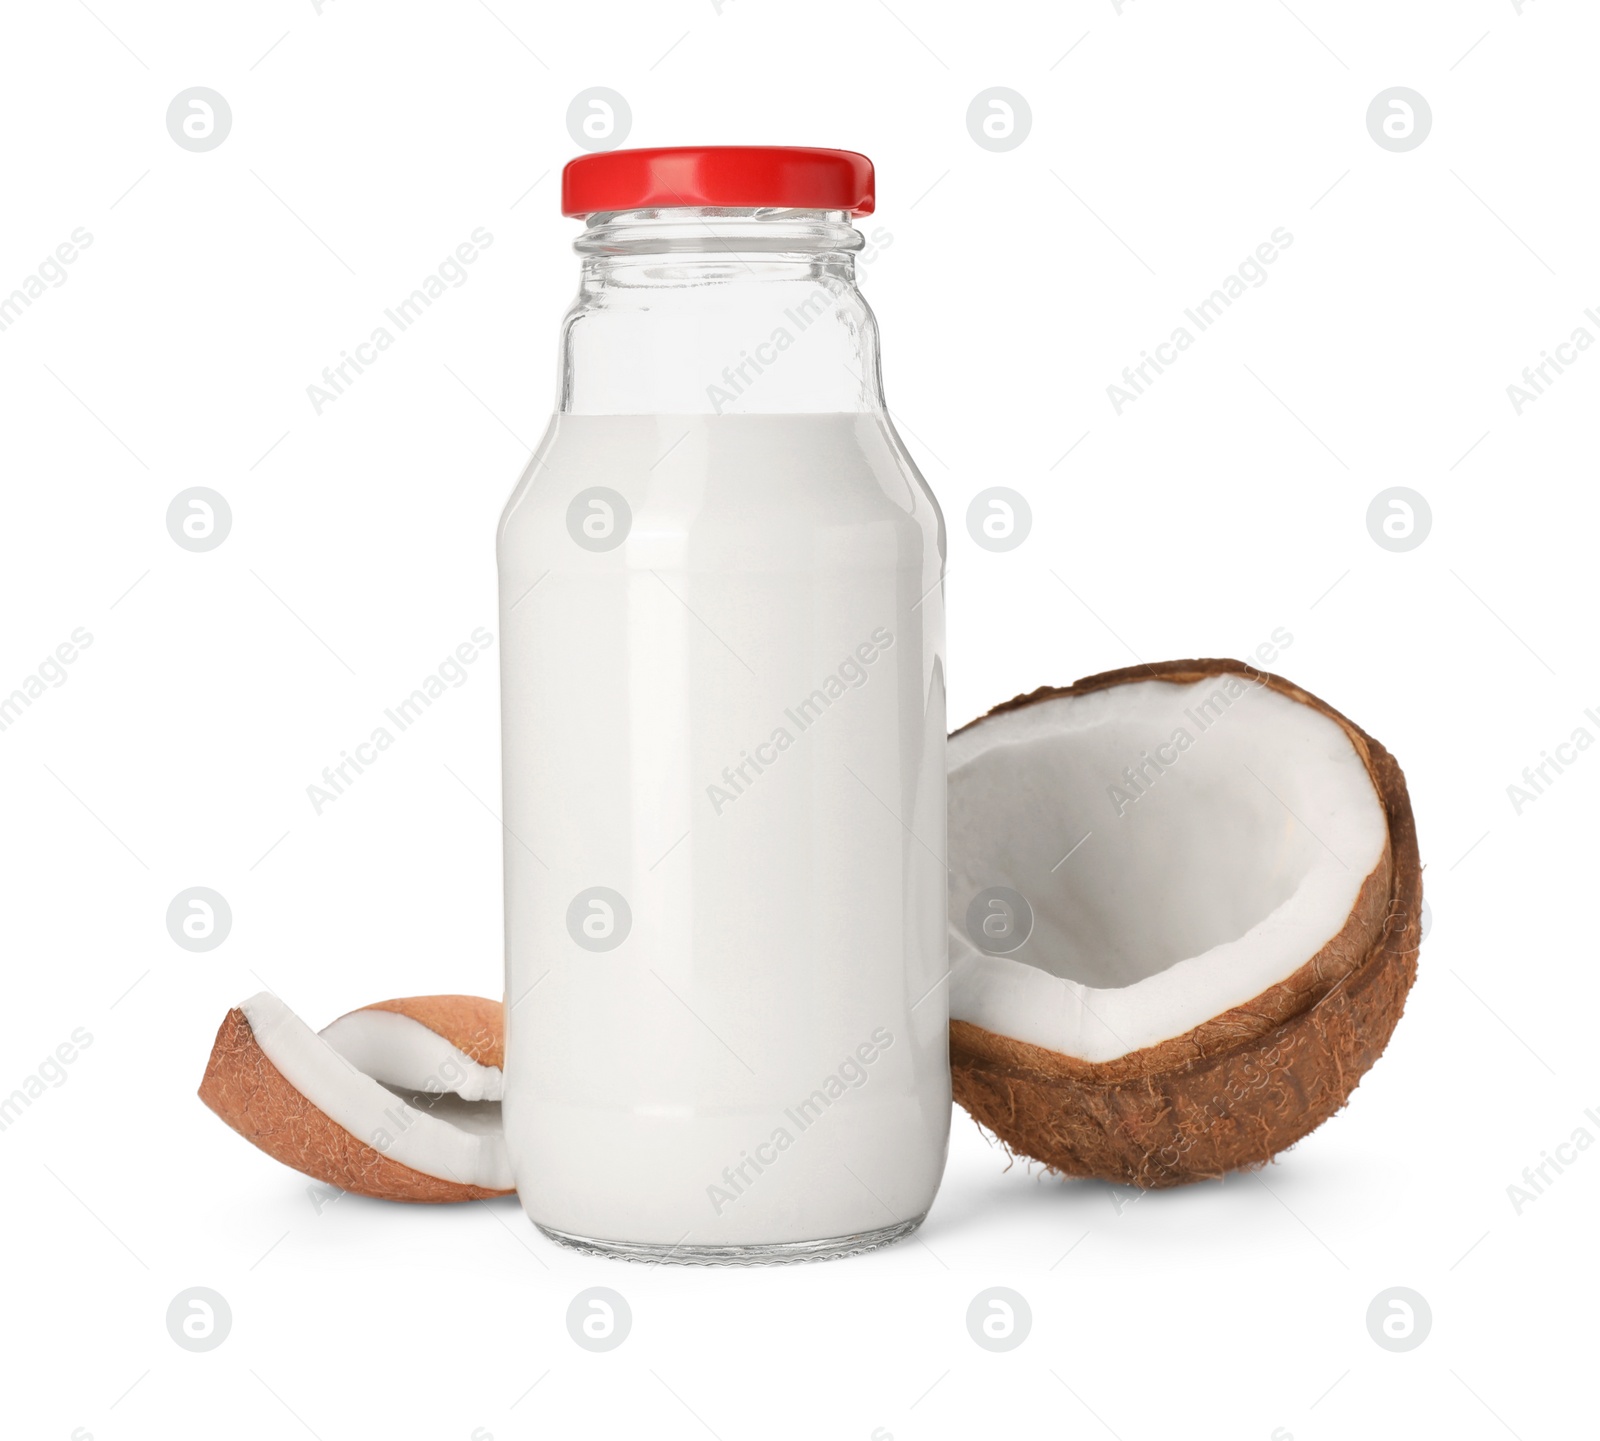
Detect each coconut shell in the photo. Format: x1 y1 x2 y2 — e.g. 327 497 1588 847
348 993 505 1069
198 1000 511 1203
949 659 1422 1188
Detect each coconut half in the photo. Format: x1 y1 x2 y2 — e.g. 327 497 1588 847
948 659 1421 1188
198 993 512 1202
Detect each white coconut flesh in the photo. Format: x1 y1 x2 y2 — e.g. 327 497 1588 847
948 676 1389 1064
240 993 512 1190
319 1007 504 1102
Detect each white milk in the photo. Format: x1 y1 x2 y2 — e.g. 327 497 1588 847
498 411 948 1254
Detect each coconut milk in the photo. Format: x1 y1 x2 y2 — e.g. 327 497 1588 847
498 411 948 1253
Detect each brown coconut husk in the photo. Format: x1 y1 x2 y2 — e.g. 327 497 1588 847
949 658 1422 1188
344 994 505 1069
198 997 511 1203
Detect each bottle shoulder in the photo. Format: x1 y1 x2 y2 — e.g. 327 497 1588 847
499 412 943 547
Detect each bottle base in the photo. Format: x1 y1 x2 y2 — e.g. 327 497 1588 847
535 1214 927 1267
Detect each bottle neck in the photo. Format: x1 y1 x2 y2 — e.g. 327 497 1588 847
558 208 886 417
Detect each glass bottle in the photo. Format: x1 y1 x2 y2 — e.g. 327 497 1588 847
497 147 948 1263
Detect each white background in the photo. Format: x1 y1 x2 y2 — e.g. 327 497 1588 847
2 1 1595 1437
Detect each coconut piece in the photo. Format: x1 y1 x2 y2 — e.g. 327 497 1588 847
321 995 504 1102
198 992 512 1202
947 659 1421 1188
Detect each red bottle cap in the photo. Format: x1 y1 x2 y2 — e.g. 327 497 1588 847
562 146 875 218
